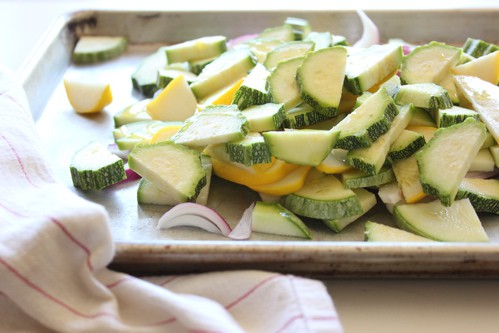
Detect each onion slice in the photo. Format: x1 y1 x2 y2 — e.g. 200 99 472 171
227 33 258 49
157 203 232 236
353 10 380 48
228 202 255 240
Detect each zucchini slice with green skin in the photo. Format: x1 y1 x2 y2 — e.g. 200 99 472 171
131 47 168 97
267 56 304 110
225 132 272 166
341 167 395 189
282 103 329 129
393 199 489 242
400 42 462 85
469 148 496 172
263 41 315 70
242 38 284 63
456 178 499 214
129 141 206 203
297 46 347 117
172 105 250 147
393 83 453 109
137 155 212 206
70 141 126 190
72 36 127 64
113 99 152 127
262 129 339 166
364 221 435 242
408 107 436 127
344 44 403 95
387 129 426 164
280 170 363 220
303 31 332 50
113 120 180 151
323 188 377 232
346 104 414 175
434 105 479 128
416 118 487 206
252 202 312 239
189 56 217 75
190 48 256 100
284 17 312 41
165 36 227 63
232 63 270 110
156 68 197 89
258 24 295 42
462 38 498 58
334 87 399 150
242 103 285 132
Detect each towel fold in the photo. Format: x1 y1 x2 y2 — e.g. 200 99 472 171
0 65 342 333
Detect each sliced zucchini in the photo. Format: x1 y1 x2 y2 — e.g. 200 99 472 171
434 105 479 128
346 104 414 175
392 154 426 204
242 38 284 63
344 44 403 94
284 17 312 41
462 38 497 58
393 199 489 242
263 41 314 69
113 99 152 127
70 141 126 190
137 154 212 206
454 75 499 144
232 63 270 110
280 170 363 220
282 103 329 129
146 75 197 122
172 105 249 147
394 83 453 109
469 148 496 172
129 141 206 203
72 36 127 64
225 132 272 166
252 201 312 239
400 42 461 84
242 103 286 132
190 48 256 100
364 221 435 242
416 118 487 206
189 56 217 75
490 145 499 167
323 188 377 232
156 68 197 89
165 36 227 63
263 129 339 166
334 87 399 150
408 107 436 127
258 24 295 42
113 120 180 151
456 178 499 214
387 129 426 164
315 149 351 174
267 56 304 110
131 47 168 97
297 46 347 117
303 31 332 50
341 167 395 189
451 51 499 85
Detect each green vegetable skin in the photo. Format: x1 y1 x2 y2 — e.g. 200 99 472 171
105 15 498 241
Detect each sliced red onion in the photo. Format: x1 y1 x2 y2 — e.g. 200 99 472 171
466 170 499 179
107 143 130 160
157 203 232 236
353 10 380 48
227 33 258 48
125 168 141 181
228 202 254 240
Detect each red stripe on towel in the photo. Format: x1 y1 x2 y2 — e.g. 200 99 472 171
0 134 39 188
225 274 281 310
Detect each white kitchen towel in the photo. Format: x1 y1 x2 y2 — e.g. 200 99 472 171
0 65 343 333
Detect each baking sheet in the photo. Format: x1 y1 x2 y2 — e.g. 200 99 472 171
22 9 499 277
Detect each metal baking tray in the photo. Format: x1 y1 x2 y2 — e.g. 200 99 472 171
21 9 499 277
